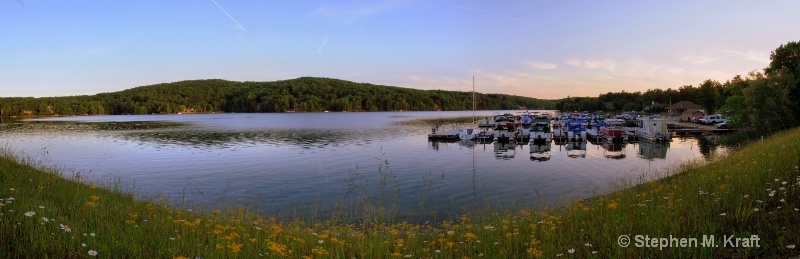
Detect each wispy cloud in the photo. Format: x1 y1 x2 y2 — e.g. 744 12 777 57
722 50 770 64
565 58 616 70
527 62 557 70
679 54 718 64
317 33 328 54
313 1 408 24
210 0 248 33
452 5 533 25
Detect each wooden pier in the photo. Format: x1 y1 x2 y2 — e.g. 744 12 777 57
427 129 462 140
666 119 733 135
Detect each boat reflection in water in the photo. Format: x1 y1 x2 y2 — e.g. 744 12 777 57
493 141 516 160
637 141 669 160
602 142 626 159
529 142 552 162
566 140 587 158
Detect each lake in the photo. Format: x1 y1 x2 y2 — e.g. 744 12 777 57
0 111 728 222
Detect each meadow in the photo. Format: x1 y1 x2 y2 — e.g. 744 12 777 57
1 127 799 258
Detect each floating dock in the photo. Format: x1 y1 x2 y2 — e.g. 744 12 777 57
427 129 462 140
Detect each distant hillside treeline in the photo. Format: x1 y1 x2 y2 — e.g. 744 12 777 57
0 77 554 116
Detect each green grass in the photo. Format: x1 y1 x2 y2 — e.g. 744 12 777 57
2 128 800 258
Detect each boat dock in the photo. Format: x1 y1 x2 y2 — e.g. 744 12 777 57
427 129 462 140
666 119 733 135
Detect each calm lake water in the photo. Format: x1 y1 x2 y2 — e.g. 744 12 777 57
0 111 728 221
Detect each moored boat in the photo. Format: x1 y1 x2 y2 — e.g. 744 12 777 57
635 116 671 143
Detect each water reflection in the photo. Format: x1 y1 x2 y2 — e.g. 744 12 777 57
638 141 669 160
566 141 587 158
493 142 516 159
529 142 552 161
602 142 626 159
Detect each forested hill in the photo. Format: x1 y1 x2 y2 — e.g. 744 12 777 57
0 77 554 116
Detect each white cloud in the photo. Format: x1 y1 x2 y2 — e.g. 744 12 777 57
527 62 557 70
722 50 770 64
317 33 328 54
565 58 617 71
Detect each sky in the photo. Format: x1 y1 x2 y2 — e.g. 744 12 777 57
2 0 799 99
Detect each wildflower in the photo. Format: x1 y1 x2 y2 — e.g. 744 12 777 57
24 211 36 217
787 245 796 249
720 213 727 216
82 243 87 247
568 248 575 254
607 202 618 209
90 233 96 237
38 206 45 209
592 251 598 254
464 232 478 240
87 250 98 256
585 242 592 247
318 239 324 244
42 217 49 222
60 224 72 232
754 208 760 212
9 188 15 191
89 196 100 201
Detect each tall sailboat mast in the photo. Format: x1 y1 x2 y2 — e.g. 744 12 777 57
472 76 476 124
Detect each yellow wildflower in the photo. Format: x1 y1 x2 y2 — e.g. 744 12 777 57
464 232 478 240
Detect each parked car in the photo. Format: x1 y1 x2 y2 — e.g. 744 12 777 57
714 120 729 128
700 114 727 125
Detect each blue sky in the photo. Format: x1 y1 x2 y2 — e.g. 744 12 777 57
2 1 799 99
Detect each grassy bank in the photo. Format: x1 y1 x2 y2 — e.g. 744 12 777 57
2 129 799 258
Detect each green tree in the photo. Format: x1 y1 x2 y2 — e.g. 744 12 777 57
764 40 800 123
697 79 722 114
743 72 797 133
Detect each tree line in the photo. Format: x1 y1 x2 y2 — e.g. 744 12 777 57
554 40 800 134
0 77 554 116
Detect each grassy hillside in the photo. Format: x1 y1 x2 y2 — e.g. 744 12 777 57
1 128 799 257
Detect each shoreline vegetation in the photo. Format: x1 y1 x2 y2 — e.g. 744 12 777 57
2 126 799 257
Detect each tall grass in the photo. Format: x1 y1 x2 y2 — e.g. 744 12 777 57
2 128 799 257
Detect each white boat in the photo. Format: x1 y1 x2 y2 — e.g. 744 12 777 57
458 128 479 140
635 117 671 143
529 119 551 145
